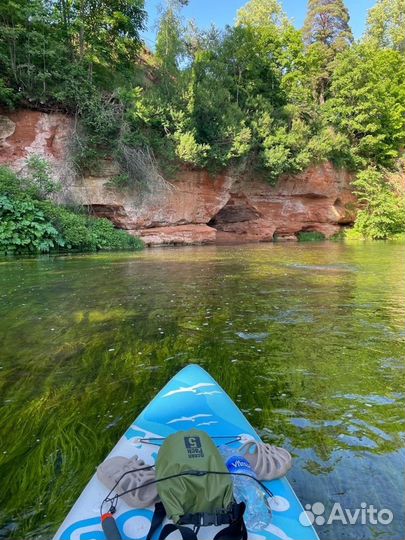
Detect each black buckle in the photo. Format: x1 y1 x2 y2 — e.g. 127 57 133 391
204 511 233 526
201 513 217 526
181 510 232 527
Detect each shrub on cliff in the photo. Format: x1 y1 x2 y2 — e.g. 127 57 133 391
350 167 405 239
88 218 143 251
39 201 143 251
174 131 211 167
0 166 144 254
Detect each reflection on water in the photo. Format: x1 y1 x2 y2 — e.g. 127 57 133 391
0 242 404 539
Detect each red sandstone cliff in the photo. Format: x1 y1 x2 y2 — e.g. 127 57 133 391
0 109 356 246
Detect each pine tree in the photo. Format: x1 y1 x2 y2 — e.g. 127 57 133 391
303 0 353 50
303 0 353 104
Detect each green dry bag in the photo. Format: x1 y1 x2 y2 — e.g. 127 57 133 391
155 429 233 523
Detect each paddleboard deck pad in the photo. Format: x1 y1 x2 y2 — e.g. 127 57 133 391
54 364 319 540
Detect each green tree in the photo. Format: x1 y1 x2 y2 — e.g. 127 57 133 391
365 0 405 53
0 0 67 103
303 0 353 104
179 30 245 167
325 44 405 168
303 0 353 49
52 0 146 78
236 0 288 28
352 167 405 239
0 0 146 107
156 2 185 75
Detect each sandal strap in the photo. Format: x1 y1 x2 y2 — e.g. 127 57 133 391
239 441 292 481
97 455 159 508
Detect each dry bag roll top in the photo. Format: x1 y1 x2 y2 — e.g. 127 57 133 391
147 429 247 540
156 429 233 523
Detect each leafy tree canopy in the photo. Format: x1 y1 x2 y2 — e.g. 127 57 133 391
236 0 289 29
365 0 405 53
325 44 405 168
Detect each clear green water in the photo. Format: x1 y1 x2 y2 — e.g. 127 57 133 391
0 242 404 540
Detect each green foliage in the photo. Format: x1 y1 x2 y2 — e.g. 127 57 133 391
260 119 315 180
236 0 288 28
365 0 405 53
130 2 326 176
303 0 353 49
307 127 352 169
227 126 252 160
324 44 405 168
25 155 61 198
0 0 146 169
0 0 146 105
38 203 144 251
88 218 144 251
0 157 60 199
0 77 16 107
0 166 24 196
0 166 143 253
0 196 65 254
106 174 132 190
305 41 335 104
344 228 365 240
303 0 353 104
38 202 91 249
174 131 210 167
156 5 185 79
330 230 346 241
297 231 326 242
351 167 405 239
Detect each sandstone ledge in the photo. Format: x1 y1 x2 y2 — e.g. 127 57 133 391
131 225 217 246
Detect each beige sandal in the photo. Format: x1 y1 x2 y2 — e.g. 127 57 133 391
239 440 292 481
97 455 158 508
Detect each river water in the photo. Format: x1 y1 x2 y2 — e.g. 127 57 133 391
0 242 404 540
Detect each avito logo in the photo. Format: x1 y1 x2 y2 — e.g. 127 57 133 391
299 502 393 527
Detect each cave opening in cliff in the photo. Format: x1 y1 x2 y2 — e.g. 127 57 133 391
207 195 261 230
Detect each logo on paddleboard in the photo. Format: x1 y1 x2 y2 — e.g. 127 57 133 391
184 436 204 458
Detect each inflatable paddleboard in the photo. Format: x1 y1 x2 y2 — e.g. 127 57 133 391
54 364 319 540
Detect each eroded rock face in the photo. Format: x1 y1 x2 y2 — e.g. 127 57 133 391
73 163 355 244
0 109 357 246
228 163 356 241
0 109 73 171
133 225 217 246
81 169 234 231
82 164 356 245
